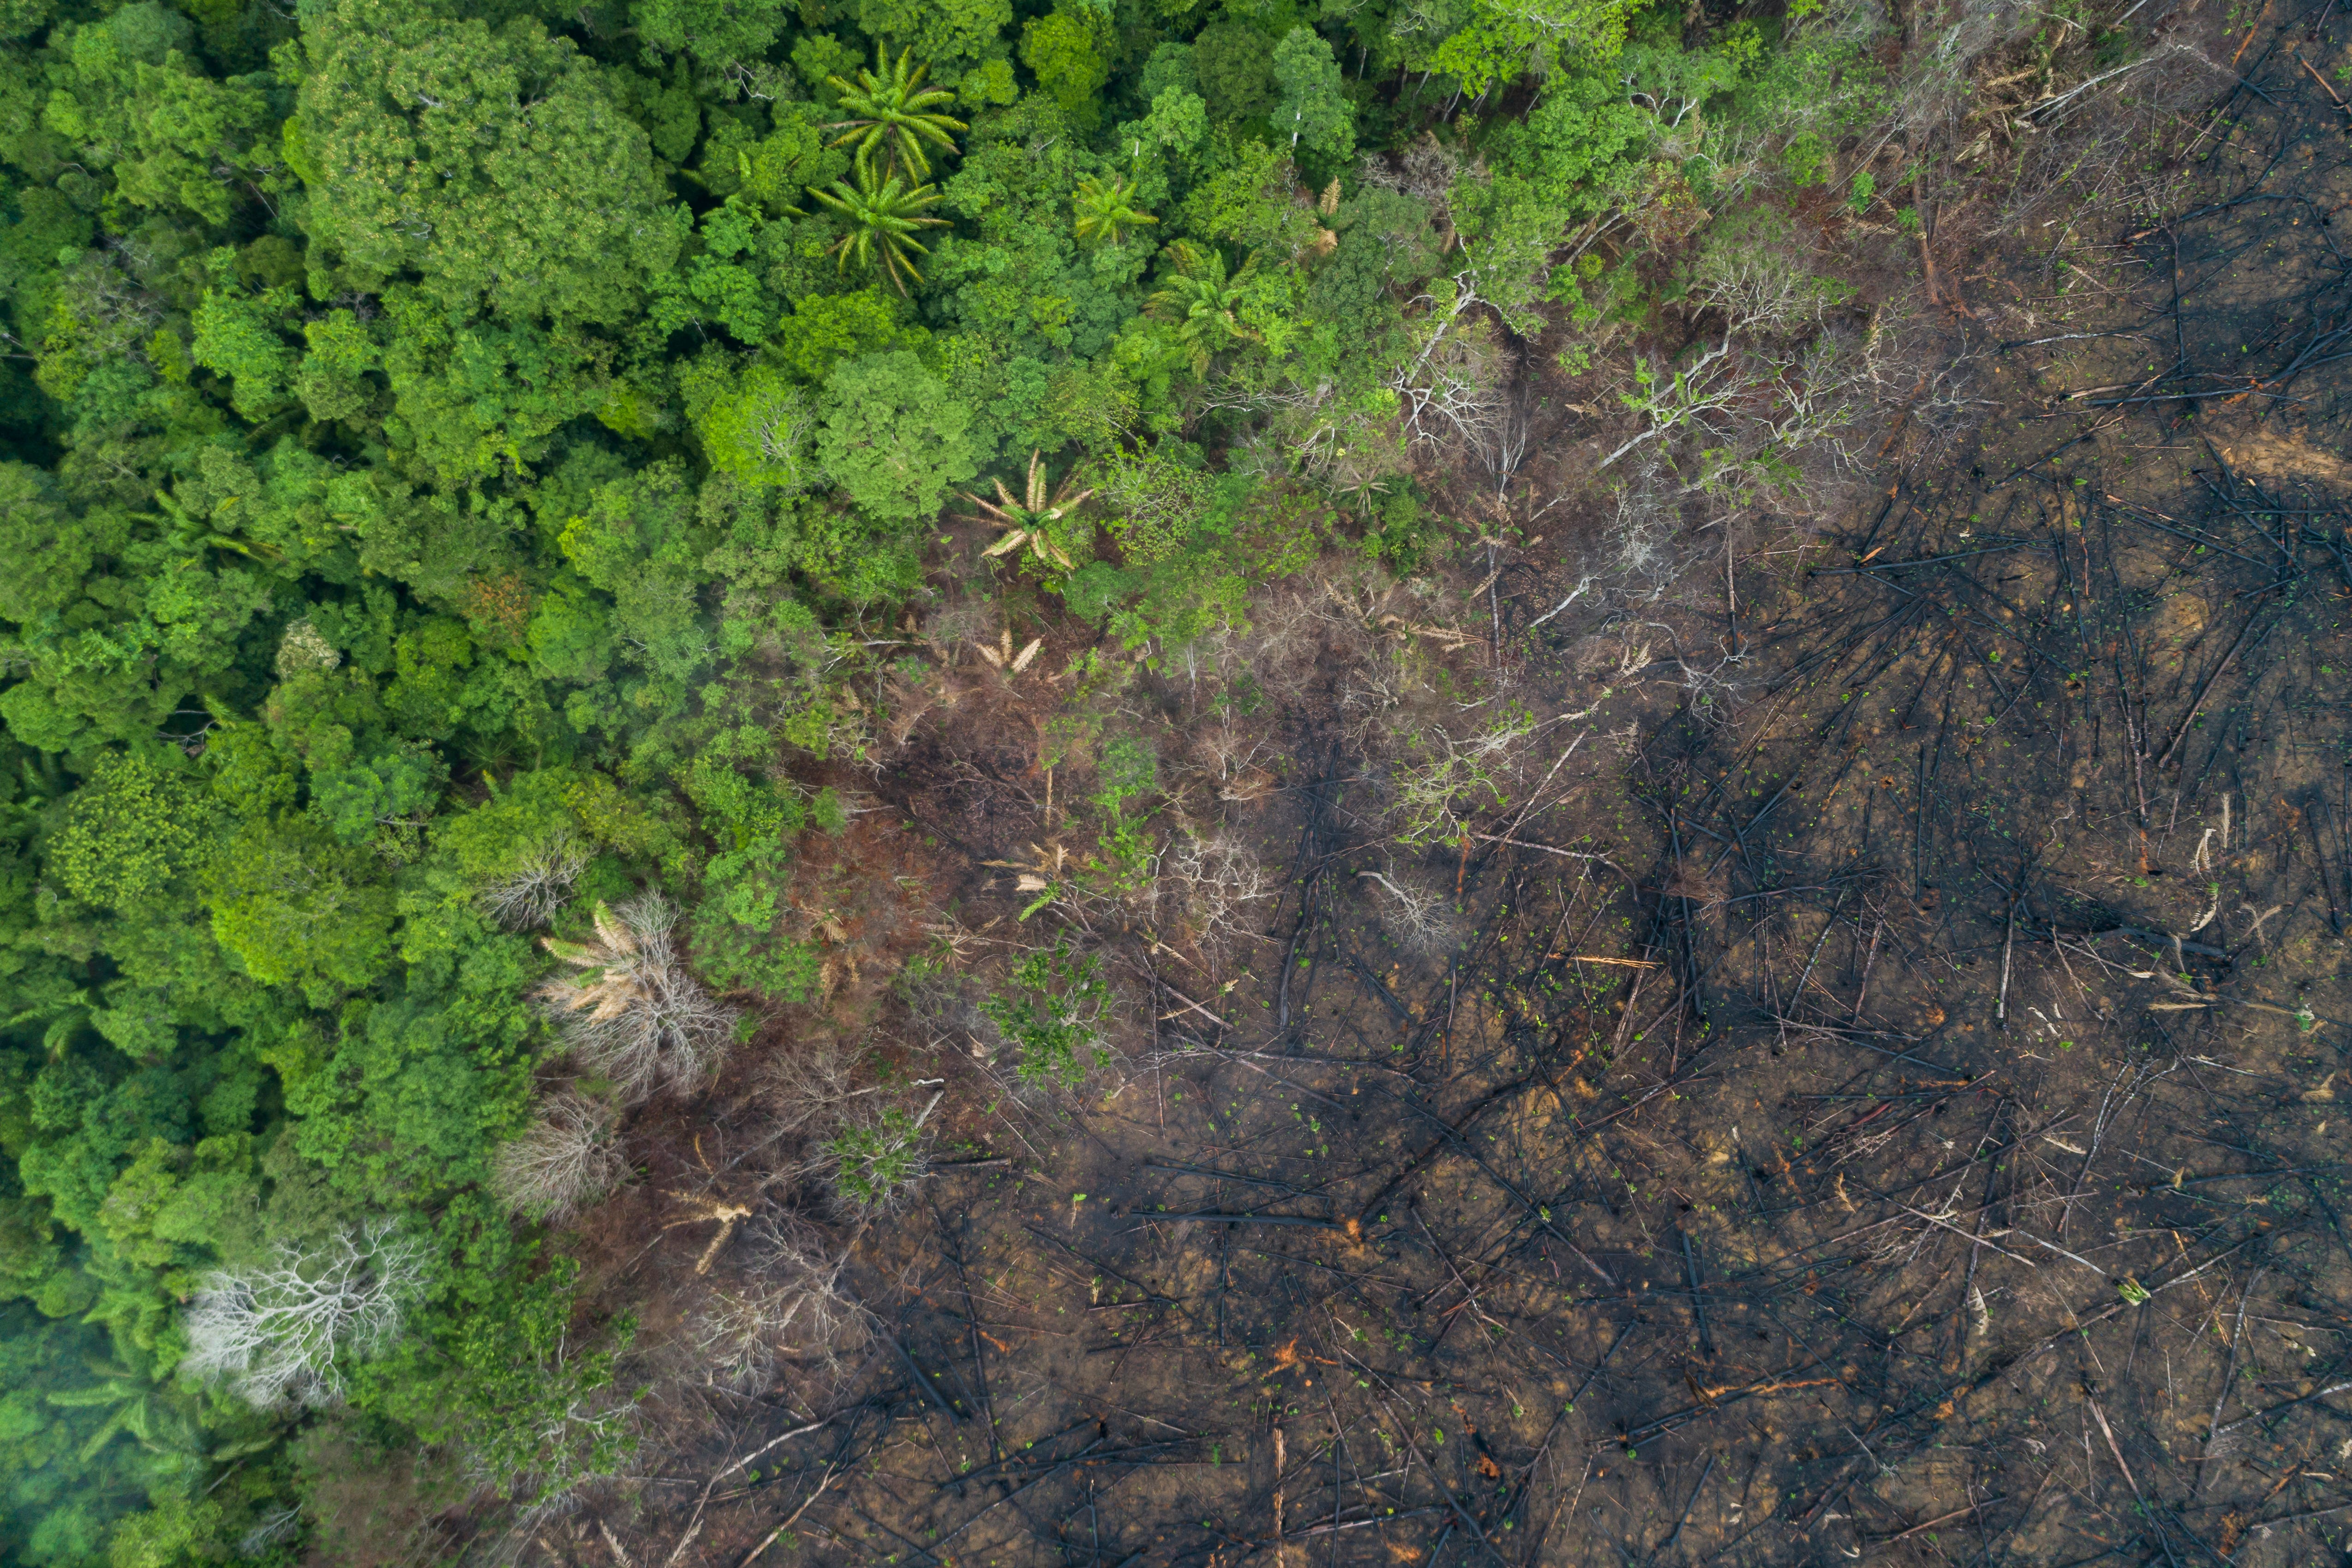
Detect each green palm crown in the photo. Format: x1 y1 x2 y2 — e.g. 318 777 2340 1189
1145 241 1259 376
805 150 951 294
824 45 968 180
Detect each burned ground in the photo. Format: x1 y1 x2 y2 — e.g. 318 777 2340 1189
540 12 2352 1568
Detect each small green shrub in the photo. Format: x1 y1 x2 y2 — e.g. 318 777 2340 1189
1782 131 1830 187
819 1107 929 1209
978 940 1111 1089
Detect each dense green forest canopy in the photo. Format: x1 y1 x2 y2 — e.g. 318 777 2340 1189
0 0 1902 1555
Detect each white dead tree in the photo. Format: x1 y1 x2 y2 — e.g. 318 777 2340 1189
539 896 737 1102
479 835 591 930
492 1090 627 1221
1358 868 1457 954
1167 832 1274 956
1389 294 1508 458
183 1221 427 1409
1385 171 1551 461
762 1036 879 1133
692 1218 873 1388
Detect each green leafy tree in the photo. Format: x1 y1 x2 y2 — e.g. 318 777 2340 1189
729 106 849 215
41 3 279 227
310 744 446 846
94 1134 262 1272
189 282 299 419
823 45 967 179
1193 22 1279 123
770 287 931 382
850 0 1011 72
805 153 951 293
1146 242 1259 375
364 1256 637 1507
978 939 1109 1088
695 362 820 492
293 0 678 325
294 308 383 424
630 0 796 67
47 753 213 911
814 350 979 525
1410 0 1639 98
201 819 398 1007
1272 26 1356 163
1020 7 1116 127
815 1104 929 1207
1072 174 1156 246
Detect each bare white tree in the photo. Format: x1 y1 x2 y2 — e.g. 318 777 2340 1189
183 1221 427 1409
1167 832 1274 955
235 1507 302 1556
1388 311 1507 458
762 1036 883 1134
479 835 591 931
492 1090 627 1221
692 1217 873 1388
1358 868 1457 955
539 896 738 1102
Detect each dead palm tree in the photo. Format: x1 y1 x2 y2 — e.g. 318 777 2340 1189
538 896 735 1101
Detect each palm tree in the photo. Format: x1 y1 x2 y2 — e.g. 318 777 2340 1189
805 152 950 294
1072 175 1156 247
824 45 967 180
1145 242 1259 376
967 450 1095 571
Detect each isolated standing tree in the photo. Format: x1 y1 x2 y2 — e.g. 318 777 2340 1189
182 1222 427 1409
1272 27 1355 164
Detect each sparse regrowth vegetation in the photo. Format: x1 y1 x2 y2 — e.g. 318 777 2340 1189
980 940 1113 1089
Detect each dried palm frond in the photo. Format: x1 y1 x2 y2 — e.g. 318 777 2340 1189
537 895 737 1102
